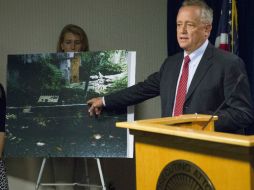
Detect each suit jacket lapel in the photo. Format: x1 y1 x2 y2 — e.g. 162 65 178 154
167 53 184 113
185 43 214 101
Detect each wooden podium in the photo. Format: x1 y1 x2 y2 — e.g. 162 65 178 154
116 114 254 190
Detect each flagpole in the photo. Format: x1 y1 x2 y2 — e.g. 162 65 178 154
231 0 238 54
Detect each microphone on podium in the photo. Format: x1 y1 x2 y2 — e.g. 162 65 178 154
202 74 246 130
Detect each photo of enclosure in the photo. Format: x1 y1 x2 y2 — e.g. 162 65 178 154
5 50 134 157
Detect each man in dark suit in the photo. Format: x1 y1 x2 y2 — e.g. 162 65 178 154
87 0 254 134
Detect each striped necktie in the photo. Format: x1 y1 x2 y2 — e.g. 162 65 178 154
173 55 190 116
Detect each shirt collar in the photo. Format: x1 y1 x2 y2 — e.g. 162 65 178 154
184 40 209 61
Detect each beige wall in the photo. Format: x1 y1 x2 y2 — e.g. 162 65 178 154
0 0 167 189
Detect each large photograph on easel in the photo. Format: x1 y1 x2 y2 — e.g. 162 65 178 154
5 50 135 157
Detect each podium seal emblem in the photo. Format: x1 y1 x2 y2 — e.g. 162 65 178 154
156 160 215 190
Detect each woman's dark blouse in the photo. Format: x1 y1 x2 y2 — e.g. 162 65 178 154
0 84 5 132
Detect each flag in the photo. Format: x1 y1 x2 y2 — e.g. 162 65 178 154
215 0 239 55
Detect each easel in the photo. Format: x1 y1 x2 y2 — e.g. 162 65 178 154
35 157 106 190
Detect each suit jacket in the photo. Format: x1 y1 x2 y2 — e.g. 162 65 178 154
105 43 254 134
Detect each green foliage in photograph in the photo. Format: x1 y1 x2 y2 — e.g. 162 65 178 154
39 57 64 91
105 76 128 94
61 88 85 104
8 54 64 106
80 50 127 76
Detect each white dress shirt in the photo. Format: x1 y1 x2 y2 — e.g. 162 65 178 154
172 40 209 116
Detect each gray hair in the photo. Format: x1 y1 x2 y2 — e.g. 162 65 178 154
182 0 213 24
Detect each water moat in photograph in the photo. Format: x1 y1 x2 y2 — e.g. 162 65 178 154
6 105 127 157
